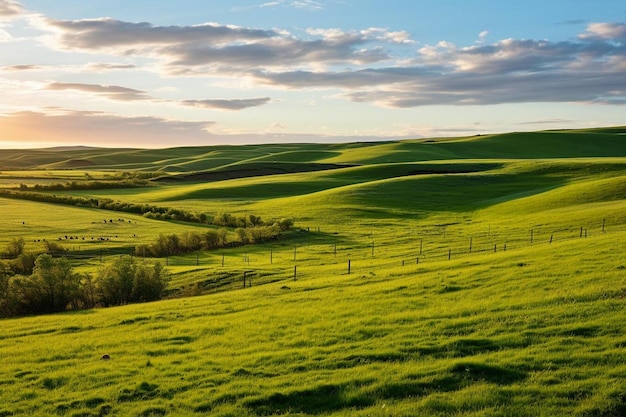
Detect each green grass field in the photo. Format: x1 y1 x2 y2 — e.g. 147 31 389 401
0 127 625 416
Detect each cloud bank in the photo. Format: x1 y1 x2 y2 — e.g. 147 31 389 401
31 14 626 108
1 0 624 147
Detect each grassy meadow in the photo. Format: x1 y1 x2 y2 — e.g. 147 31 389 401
0 128 625 416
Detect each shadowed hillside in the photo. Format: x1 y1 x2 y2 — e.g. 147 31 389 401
2 127 625 172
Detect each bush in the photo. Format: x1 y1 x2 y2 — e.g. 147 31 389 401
4 237 25 259
97 256 168 306
9 254 80 314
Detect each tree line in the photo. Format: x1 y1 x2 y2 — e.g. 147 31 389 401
18 179 149 191
0 189 206 223
0 189 294 229
135 219 293 258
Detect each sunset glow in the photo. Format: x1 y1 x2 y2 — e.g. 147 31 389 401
1 0 625 148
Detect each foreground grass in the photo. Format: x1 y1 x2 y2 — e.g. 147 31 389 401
0 227 624 417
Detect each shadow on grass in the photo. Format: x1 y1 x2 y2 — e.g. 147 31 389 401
403 338 511 358
375 362 527 400
243 384 374 415
581 391 626 417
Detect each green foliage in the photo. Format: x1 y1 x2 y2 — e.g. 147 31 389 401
4 237 25 259
9 254 79 314
97 256 168 306
0 255 168 316
137 224 286 258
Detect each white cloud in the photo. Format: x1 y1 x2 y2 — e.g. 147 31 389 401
476 30 489 44
251 22 626 108
579 22 626 40
4 5 626 120
0 0 23 20
33 16 400 75
45 82 150 101
261 0 324 11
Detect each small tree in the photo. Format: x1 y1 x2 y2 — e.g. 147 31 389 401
278 218 294 231
217 228 228 246
97 255 136 306
0 262 17 317
235 228 248 244
10 254 80 314
132 261 168 302
44 240 65 256
97 256 168 306
204 230 221 249
77 273 97 309
5 237 25 259
181 231 202 252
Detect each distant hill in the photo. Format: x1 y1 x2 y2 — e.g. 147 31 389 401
0 126 625 172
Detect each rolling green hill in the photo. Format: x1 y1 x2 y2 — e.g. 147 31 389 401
0 126 625 416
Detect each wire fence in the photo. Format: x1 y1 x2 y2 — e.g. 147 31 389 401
49 216 624 293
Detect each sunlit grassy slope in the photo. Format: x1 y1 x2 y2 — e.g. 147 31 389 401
0 127 625 416
0 228 624 417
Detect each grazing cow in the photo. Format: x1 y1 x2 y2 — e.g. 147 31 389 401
101 354 111 360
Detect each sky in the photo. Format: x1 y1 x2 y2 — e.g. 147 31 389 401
0 0 625 149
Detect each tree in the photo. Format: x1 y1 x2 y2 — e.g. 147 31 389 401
9 254 80 314
278 218 294 231
97 255 136 306
181 231 202 252
77 273 97 309
235 228 248 244
203 230 221 249
132 261 168 302
33 254 79 312
217 228 228 246
97 256 168 306
44 240 65 256
5 237 25 259
0 262 17 317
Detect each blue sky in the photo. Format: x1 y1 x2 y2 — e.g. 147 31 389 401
1 0 625 148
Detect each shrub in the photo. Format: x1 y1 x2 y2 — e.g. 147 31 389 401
97 256 168 306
